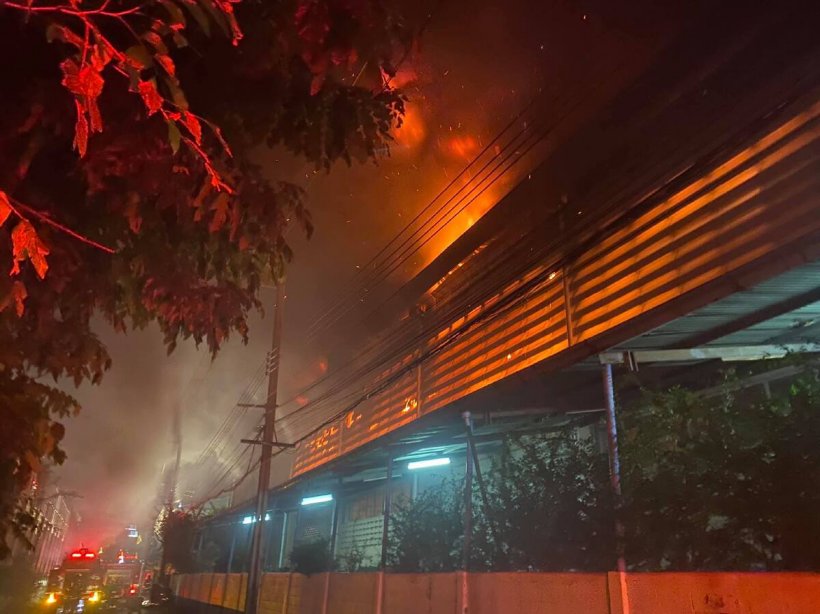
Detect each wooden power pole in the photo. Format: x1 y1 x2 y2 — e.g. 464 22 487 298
245 284 286 613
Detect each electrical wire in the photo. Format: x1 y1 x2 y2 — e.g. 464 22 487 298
305 95 544 341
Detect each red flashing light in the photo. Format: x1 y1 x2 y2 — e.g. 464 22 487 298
129 584 138 595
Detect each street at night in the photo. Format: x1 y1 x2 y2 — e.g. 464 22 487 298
3 0 820 613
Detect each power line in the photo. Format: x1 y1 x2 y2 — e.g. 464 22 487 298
305 96 544 341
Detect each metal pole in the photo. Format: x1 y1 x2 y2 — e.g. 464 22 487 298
246 284 285 614
226 531 237 574
465 424 501 552
461 412 474 571
377 457 392 614
329 494 340 560
380 454 394 568
601 363 626 573
277 511 288 570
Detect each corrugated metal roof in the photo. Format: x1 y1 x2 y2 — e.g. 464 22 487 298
618 260 820 350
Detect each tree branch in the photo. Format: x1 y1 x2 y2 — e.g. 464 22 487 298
10 199 116 254
1 0 144 18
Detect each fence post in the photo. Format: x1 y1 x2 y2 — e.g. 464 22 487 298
220 573 228 610
375 570 385 614
281 572 292 614
458 571 470 614
606 571 630 614
321 572 331 614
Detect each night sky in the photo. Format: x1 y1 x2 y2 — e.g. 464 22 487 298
55 0 685 548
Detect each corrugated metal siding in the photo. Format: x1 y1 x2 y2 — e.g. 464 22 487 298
422 272 568 415
291 98 820 479
568 101 820 343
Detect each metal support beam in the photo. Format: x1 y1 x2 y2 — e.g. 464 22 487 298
226 531 237 574
380 454 393 569
465 421 501 552
600 343 820 366
277 511 289 570
461 412 474 572
601 363 625 573
329 490 340 560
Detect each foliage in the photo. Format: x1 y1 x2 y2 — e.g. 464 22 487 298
193 539 221 572
0 0 412 558
289 538 333 575
335 540 365 572
472 433 615 572
384 360 820 572
0 559 38 611
0 371 74 560
159 509 198 574
388 479 463 572
621 361 820 571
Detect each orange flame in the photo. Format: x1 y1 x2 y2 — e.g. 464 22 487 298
443 135 480 160
394 103 426 151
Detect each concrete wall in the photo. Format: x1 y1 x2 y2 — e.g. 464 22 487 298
173 571 820 614
609 572 820 614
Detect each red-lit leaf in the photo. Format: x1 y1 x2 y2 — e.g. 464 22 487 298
11 281 27 316
0 191 11 228
181 111 202 145
90 43 112 71
73 101 89 157
142 31 169 55
125 199 142 233
164 75 189 110
310 73 325 96
218 0 243 45
61 59 105 100
46 23 84 47
228 197 240 240
126 45 154 70
87 98 103 134
167 120 181 153
209 122 232 157
209 193 230 232
0 280 27 317
10 220 50 279
138 80 163 115
156 53 176 77
159 0 187 27
295 0 330 45
182 1 211 36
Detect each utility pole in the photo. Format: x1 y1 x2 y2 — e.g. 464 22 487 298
245 284 285 614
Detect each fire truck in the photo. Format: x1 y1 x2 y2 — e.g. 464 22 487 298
41 548 142 613
99 550 143 611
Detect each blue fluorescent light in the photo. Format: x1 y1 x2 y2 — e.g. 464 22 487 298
242 516 253 525
301 494 333 506
407 457 450 470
